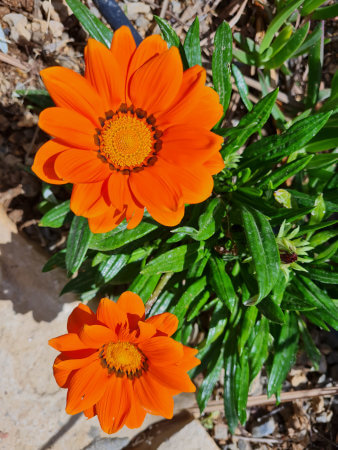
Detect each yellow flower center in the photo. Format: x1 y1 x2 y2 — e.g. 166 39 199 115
99 341 148 379
95 104 163 174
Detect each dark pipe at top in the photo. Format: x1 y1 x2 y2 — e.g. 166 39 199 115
93 0 143 45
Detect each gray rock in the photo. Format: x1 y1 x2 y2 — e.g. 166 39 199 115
84 437 129 450
214 423 228 441
252 417 275 437
158 419 219 450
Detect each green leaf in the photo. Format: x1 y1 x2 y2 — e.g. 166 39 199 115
223 89 279 155
305 267 338 285
306 22 323 107
16 89 54 109
187 291 210 321
89 220 158 251
268 25 293 58
298 220 338 236
197 346 224 413
309 228 338 247
174 277 207 324
236 351 250 424
267 312 299 397
208 255 237 311
183 17 201 67
232 64 253 111
258 297 285 324
60 268 97 296
265 22 310 69
66 216 92 275
96 253 130 285
240 111 332 169
259 155 313 190
293 275 338 318
66 0 112 47
40 200 71 228
154 16 188 68
309 193 325 226
259 0 305 53
238 306 258 355
303 310 330 331
212 21 232 117
301 0 327 15
142 243 204 275
205 300 228 346
42 249 66 272
315 240 338 264
248 316 270 382
293 22 323 57
312 3 338 19
196 198 225 241
288 190 338 214
223 341 239 433
241 207 280 303
298 319 320 369
129 273 161 303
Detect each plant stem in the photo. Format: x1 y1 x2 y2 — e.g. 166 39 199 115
145 272 174 315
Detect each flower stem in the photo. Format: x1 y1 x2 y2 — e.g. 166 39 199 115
145 272 174 315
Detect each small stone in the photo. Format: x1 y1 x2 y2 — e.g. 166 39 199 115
158 420 219 450
214 423 228 441
238 439 252 450
318 354 327 374
290 369 308 387
316 411 333 424
41 0 59 20
3 13 31 42
127 2 151 20
48 20 64 38
252 417 276 437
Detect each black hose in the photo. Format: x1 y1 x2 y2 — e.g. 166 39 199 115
93 0 143 45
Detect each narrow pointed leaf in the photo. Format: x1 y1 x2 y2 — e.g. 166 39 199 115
66 216 92 275
183 17 201 67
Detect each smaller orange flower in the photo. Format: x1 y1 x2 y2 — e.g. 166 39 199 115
49 292 200 434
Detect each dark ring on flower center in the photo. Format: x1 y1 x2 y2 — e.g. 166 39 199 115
94 103 164 174
98 343 149 379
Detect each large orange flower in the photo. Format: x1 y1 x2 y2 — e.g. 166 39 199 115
33 26 224 233
49 292 200 434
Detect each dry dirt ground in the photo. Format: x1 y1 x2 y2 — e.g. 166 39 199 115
0 0 337 449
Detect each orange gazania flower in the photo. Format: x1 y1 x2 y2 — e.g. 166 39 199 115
49 292 200 434
32 26 224 233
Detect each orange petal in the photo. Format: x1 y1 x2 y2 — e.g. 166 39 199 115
190 85 224 128
32 140 67 185
160 125 224 167
54 149 111 183
54 350 98 371
179 346 200 372
149 363 196 392
85 38 125 111
125 202 144 229
40 67 104 127
129 47 183 116
88 207 126 234
39 107 97 150
129 160 182 213
125 391 147 429
84 405 96 419
70 181 109 218
203 152 225 175
110 26 136 99
157 65 205 128
145 313 178 337
134 371 174 418
127 34 168 84
67 303 97 333
138 336 183 366
137 321 157 342
174 165 214 204
49 333 89 351
107 171 129 211
66 359 108 414
79 324 116 348
96 297 128 331
117 291 145 320
96 377 132 434
53 359 71 388
146 203 185 227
